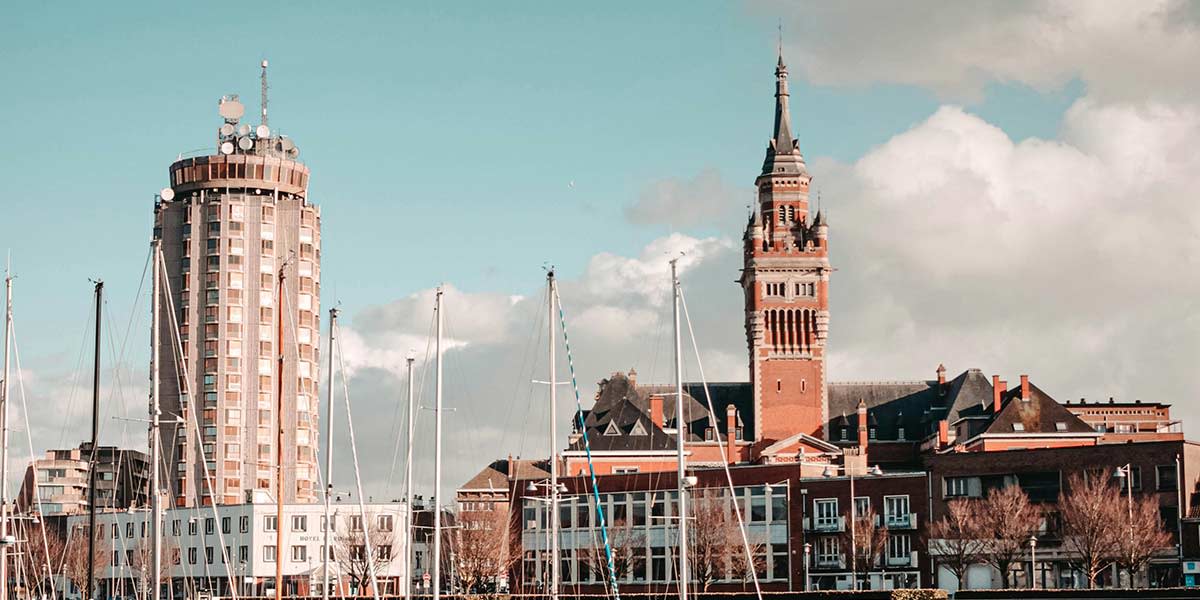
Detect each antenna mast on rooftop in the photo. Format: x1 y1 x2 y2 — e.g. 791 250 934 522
260 59 269 127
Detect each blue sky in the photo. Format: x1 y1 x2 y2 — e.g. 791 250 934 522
0 1 1081 365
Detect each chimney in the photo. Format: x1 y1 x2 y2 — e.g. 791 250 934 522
1020 375 1030 401
936 363 946 385
725 405 738 463
937 420 949 447
992 375 1003 413
650 395 664 429
857 399 868 452
628 368 638 387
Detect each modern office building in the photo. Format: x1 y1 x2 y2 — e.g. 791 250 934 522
17 443 150 517
153 71 321 507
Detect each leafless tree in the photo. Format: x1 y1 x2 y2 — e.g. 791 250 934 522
586 519 644 583
451 508 517 593
18 525 65 597
689 492 763 591
1113 491 1172 586
1059 472 1122 588
62 527 110 598
333 512 397 595
926 498 988 589
977 484 1038 588
129 536 179 599
840 506 887 590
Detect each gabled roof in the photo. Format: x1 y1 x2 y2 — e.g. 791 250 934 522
758 431 841 457
457 458 549 492
984 383 1097 436
940 369 997 424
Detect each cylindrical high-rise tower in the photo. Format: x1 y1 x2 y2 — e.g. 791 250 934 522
153 84 320 507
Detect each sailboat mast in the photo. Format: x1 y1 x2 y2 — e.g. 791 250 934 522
274 266 286 600
671 260 688 600
432 287 444 600
547 271 559 600
89 279 103 600
151 242 163 600
403 350 415 600
0 270 13 600
322 307 338 600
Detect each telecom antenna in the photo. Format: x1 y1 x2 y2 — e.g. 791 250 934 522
260 59 269 127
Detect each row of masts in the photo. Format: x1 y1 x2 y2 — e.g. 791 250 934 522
0 250 696 600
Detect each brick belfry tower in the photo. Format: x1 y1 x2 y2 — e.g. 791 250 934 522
740 54 830 446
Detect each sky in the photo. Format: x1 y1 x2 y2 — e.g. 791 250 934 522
1 1 1198 503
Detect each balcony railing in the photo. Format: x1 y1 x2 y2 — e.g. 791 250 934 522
885 550 919 567
804 516 845 532
885 512 918 529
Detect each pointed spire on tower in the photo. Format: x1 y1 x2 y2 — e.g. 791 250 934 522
762 50 807 176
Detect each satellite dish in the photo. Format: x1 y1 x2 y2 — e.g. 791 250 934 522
219 123 235 137
237 123 251 136
218 99 245 120
220 141 234 155
280 137 295 151
238 136 253 151
256 125 270 138
160 187 175 201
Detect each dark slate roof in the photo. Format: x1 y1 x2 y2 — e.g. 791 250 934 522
682 382 754 440
984 383 1096 436
457 458 548 492
940 369 998 424
828 380 937 442
569 372 709 453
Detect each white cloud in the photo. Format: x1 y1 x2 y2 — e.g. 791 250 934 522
755 0 1200 103
624 168 748 228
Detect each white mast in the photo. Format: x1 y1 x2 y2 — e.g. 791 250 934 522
322 307 338 600
0 267 13 600
671 258 689 600
403 350 416 600
547 271 560 600
432 288 444 600
150 242 163 600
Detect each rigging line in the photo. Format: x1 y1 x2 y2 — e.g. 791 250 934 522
501 284 546 457
677 282 762 600
386 305 436 496
550 287 621 600
514 287 548 465
333 330 381 599
58 298 96 449
7 322 58 599
159 261 241 599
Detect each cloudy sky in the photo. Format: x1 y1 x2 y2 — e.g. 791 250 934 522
1 1 1198 503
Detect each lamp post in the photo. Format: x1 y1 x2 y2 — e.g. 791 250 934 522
1029 535 1037 589
1113 464 1136 586
819 463 883 591
526 480 567 593
803 543 811 592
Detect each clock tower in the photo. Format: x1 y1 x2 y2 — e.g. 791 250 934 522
741 54 831 445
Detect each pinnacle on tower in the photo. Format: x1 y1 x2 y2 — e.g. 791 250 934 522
762 53 808 176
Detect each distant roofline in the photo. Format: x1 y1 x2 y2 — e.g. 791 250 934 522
830 380 930 386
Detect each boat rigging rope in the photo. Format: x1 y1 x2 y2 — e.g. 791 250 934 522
550 287 620 600
677 283 763 600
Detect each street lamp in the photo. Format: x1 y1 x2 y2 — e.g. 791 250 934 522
802 543 812 592
818 463 884 590
1029 535 1037 589
1113 464 1136 585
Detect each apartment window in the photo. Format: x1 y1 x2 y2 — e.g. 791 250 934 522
239 545 249 563
854 496 870 518
292 545 306 562
264 515 277 532
377 545 392 560
264 545 276 563
814 498 839 528
204 518 214 535
884 495 910 526
222 517 231 534
750 487 767 522
292 515 307 532
350 545 366 561
188 548 197 565
112 525 120 539
816 536 839 565
349 515 363 532
206 547 214 564
887 534 912 563
378 514 393 532
126 523 134 538
238 515 249 533
1156 465 1178 491
1121 466 1143 491
945 476 982 498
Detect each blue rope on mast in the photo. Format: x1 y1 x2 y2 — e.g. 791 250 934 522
553 288 621 600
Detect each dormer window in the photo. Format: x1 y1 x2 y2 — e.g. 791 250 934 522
897 427 905 440
868 428 877 440
841 427 850 441
735 427 744 441
603 422 620 436
1055 422 1068 432
1012 423 1025 432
